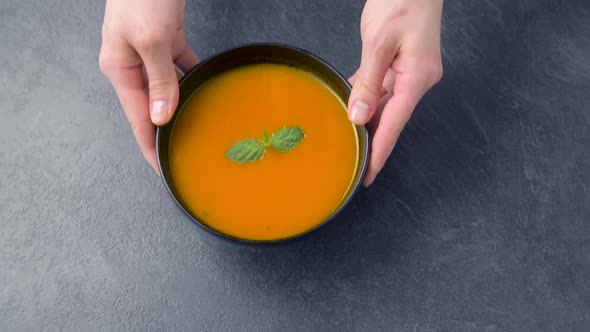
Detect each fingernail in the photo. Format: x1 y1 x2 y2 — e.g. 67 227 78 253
150 100 168 123
350 101 370 124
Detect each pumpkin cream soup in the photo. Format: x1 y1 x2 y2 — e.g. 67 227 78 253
170 63 358 241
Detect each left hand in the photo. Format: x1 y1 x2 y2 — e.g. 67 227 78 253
348 0 444 186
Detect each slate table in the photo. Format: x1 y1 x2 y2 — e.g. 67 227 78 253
2 0 589 330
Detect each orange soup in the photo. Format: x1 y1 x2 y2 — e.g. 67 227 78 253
170 63 358 241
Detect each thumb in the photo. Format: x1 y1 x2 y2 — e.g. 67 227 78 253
348 45 395 125
140 45 179 126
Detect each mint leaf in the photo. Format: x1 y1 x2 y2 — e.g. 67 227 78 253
225 139 265 163
271 126 304 152
225 126 305 164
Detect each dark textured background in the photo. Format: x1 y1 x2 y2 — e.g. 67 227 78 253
2 0 589 330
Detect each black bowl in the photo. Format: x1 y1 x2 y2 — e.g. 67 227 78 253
156 43 369 245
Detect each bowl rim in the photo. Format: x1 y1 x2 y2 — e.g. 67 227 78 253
156 42 370 246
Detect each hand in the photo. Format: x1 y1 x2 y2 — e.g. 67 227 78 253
99 0 199 173
348 0 443 186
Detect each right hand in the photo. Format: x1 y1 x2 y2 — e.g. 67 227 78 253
99 0 199 173
348 0 443 186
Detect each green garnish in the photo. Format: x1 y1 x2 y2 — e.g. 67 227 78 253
224 139 265 163
270 127 305 152
263 130 271 147
225 126 305 163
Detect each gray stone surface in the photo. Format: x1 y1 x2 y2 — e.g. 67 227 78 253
2 0 590 330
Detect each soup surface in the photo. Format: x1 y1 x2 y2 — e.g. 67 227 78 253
170 63 358 241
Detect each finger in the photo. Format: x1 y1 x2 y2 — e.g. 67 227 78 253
172 30 199 73
368 91 392 134
136 39 178 126
382 69 396 95
108 65 160 174
350 69 394 97
348 40 397 125
348 69 359 85
363 74 423 187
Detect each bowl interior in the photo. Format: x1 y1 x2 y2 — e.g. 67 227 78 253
157 43 369 244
